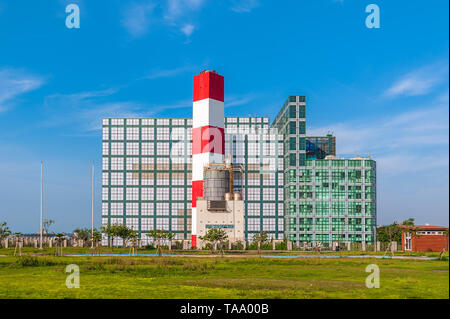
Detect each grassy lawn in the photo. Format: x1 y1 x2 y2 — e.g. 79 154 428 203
0 246 447 257
0 254 448 299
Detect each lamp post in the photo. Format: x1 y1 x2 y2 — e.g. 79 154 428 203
91 160 94 249
40 161 43 250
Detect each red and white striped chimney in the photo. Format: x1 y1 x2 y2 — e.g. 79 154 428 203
191 70 225 248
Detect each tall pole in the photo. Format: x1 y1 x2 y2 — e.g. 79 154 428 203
40 161 43 249
91 160 94 249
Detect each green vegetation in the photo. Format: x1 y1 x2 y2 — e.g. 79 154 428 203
0 254 447 299
200 228 228 256
147 229 175 256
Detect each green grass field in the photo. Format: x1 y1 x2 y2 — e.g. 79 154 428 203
0 249 448 299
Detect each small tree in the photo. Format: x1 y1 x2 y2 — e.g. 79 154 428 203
115 225 135 248
43 219 55 236
147 229 175 256
73 228 91 247
91 228 102 254
0 222 11 248
402 218 415 226
252 231 268 256
102 224 120 252
200 228 228 256
13 232 22 256
128 230 139 256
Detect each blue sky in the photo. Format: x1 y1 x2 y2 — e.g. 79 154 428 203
0 0 448 233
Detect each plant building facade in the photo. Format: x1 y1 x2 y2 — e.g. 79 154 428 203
101 71 376 247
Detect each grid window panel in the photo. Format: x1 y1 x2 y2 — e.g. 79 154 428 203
142 142 154 155
111 119 124 125
111 127 124 140
102 203 108 214
111 173 124 185
102 158 109 170
141 203 154 216
248 203 260 216
247 218 261 231
111 158 124 171
126 142 139 155
126 127 139 140
142 119 154 126
156 142 170 155
156 203 170 215
142 127 154 140
126 203 139 216
263 203 276 216
156 218 170 230
126 157 139 171
111 142 124 155
111 203 123 215
126 172 139 185
102 173 109 185
141 218 154 231
111 188 123 200
157 127 170 140
126 187 139 200
126 119 139 125
102 127 109 140
102 187 109 200
156 187 170 200
247 188 260 201
141 188 154 201
263 219 276 231
102 143 109 155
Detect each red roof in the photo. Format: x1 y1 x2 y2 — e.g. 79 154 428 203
398 225 448 231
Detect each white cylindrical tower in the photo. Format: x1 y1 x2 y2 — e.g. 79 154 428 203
191 70 225 248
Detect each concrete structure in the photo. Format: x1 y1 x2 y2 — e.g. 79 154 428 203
400 225 449 252
101 71 377 248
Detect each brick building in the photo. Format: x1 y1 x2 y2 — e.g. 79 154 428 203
400 225 449 252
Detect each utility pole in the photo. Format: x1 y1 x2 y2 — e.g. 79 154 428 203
91 160 94 249
40 161 43 249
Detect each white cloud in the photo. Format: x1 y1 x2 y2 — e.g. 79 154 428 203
143 65 196 80
385 62 449 97
121 1 156 38
309 101 449 175
181 23 195 37
165 0 206 20
231 0 259 13
0 68 45 112
42 88 192 131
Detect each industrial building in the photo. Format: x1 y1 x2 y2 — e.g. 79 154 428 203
101 70 376 248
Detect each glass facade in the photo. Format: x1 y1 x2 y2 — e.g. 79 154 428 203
283 159 377 245
306 135 336 160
